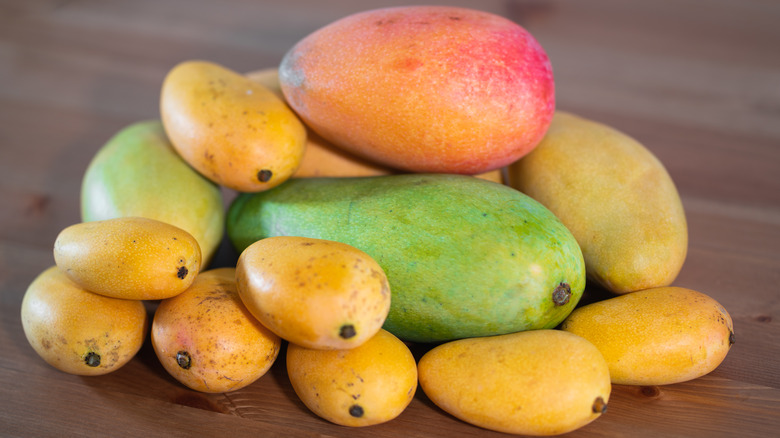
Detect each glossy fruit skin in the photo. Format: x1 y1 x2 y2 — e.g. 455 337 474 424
279 5 554 174
227 174 585 343
151 268 281 393
286 329 417 427
418 329 611 436
80 120 224 265
54 217 201 300
21 266 148 376
246 68 504 183
507 111 688 294
236 236 390 350
560 286 734 385
160 60 306 192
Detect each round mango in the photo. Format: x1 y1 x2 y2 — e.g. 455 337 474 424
560 286 734 385
236 236 390 350
80 120 224 265
278 6 554 175
246 67 504 183
21 266 148 376
54 217 201 300
418 329 611 436
160 60 306 192
507 111 688 294
286 329 417 427
151 268 281 393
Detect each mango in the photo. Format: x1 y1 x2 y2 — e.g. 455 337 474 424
507 111 687 294
54 217 201 300
418 329 611 436
278 5 554 174
151 268 281 393
560 286 734 385
236 236 390 350
286 329 417 427
227 174 585 343
246 68 504 183
81 120 224 264
160 60 306 192
21 266 148 376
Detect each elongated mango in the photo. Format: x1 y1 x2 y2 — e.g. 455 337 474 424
227 174 585 343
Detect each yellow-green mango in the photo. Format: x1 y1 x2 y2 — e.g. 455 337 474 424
560 286 734 385
81 120 224 265
507 111 687 294
418 329 611 436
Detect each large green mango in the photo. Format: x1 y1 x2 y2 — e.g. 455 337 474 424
81 120 225 265
227 174 585 343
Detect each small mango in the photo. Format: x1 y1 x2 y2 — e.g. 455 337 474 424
21 266 148 376
507 111 688 294
236 236 390 350
286 329 417 427
151 268 281 393
160 60 306 192
54 217 201 300
418 329 611 436
560 286 734 385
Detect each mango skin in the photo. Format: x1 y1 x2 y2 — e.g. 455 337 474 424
418 330 611 436
160 60 306 192
151 268 281 393
54 217 201 300
286 329 417 427
279 6 554 174
236 236 390 350
21 266 148 376
227 174 585 343
560 286 734 386
80 120 224 265
507 111 687 294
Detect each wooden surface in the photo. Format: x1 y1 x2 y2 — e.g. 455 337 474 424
2 0 779 436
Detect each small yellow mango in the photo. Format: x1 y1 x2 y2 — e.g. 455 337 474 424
560 286 734 385
53 217 201 300
418 329 611 436
286 329 417 427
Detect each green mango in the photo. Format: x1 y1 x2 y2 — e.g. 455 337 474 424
227 174 585 343
81 120 225 265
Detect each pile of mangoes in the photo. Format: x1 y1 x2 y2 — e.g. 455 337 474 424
21 5 734 436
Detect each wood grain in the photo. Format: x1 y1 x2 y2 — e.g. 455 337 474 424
2 1 779 437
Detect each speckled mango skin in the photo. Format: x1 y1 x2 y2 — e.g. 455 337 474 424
54 217 201 300
151 268 281 393
21 266 148 376
286 329 417 427
236 236 390 350
246 68 503 184
418 330 611 436
160 60 306 192
278 6 554 174
560 286 734 385
227 174 585 343
80 120 224 265
507 111 688 294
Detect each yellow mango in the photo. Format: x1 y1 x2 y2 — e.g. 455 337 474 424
53 217 201 300
560 286 734 385
245 68 504 184
161 60 306 192
286 329 417 427
21 266 148 376
235 236 390 350
151 268 281 393
418 329 610 436
507 111 687 294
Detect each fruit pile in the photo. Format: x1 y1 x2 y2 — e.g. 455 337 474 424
20 5 734 436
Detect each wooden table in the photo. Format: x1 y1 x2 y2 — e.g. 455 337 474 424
2 1 779 436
